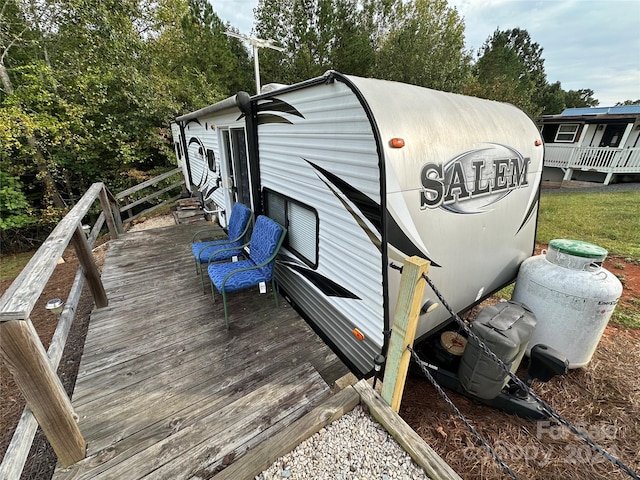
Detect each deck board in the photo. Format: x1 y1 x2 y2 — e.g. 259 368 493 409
53 222 348 480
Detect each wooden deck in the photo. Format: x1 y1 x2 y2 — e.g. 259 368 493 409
53 222 347 480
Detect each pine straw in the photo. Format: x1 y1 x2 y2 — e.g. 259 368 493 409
400 325 640 480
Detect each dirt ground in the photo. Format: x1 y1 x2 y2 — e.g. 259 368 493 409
1 227 638 479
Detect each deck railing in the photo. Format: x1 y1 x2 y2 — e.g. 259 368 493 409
544 145 640 184
0 183 123 478
0 168 187 477
116 167 185 226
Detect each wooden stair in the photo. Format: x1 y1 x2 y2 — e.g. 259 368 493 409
172 198 206 224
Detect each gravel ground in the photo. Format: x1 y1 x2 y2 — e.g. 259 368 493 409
256 405 430 480
127 213 176 231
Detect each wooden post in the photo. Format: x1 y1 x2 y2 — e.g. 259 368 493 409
71 224 108 308
381 256 430 412
112 201 124 234
0 318 86 466
98 187 120 239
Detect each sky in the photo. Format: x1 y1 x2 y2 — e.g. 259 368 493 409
210 0 640 107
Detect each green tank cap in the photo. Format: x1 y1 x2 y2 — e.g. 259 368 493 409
548 239 608 259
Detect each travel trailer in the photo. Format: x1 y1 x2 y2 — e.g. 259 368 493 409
172 71 544 376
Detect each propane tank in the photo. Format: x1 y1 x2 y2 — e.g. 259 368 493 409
512 239 622 368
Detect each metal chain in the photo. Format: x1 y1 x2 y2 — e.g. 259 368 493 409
409 347 520 479
415 270 640 480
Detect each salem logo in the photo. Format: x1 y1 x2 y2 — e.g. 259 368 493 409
420 143 530 213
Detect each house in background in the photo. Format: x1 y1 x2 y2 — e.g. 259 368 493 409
538 105 640 185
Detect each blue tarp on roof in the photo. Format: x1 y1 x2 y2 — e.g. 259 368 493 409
561 105 640 116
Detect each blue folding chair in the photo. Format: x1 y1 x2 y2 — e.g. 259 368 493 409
191 202 252 291
207 215 287 329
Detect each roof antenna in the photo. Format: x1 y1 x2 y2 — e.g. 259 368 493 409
224 31 285 95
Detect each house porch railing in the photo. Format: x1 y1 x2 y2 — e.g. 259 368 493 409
544 145 640 184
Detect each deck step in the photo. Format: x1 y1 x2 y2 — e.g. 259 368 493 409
173 198 206 224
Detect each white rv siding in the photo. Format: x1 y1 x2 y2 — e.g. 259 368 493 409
258 81 384 374
182 107 245 211
170 122 189 184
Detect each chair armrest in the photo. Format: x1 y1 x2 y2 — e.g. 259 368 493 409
195 238 238 259
207 241 250 264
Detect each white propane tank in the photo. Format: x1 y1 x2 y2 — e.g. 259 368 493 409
512 239 622 368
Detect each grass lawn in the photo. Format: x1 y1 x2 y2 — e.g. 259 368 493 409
537 190 640 259
535 189 640 328
0 251 34 281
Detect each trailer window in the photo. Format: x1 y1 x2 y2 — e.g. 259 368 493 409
265 191 318 268
554 124 579 143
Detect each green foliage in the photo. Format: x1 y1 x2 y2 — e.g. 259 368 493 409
537 190 640 259
255 0 377 84
0 171 35 229
615 99 640 106
255 0 470 92
468 27 600 116
470 28 545 116
0 0 253 214
375 0 471 92
563 88 599 109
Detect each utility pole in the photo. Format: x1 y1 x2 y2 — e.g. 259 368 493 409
224 31 285 95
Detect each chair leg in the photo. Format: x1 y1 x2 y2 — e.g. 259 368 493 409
200 263 206 293
222 289 229 330
210 280 216 304
272 278 279 307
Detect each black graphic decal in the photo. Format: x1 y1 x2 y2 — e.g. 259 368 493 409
204 185 219 199
307 161 382 234
322 181 382 252
258 98 305 118
257 114 294 125
386 213 441 267
516 186 540 234
256 98 305 125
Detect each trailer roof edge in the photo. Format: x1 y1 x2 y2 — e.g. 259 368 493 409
176 92 250 122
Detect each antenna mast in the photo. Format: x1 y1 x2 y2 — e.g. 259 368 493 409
224 31 285 95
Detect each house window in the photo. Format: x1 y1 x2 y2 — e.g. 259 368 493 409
265 190 318 267
554 124 580 143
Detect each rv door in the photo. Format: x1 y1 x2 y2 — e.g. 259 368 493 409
221 128 252 217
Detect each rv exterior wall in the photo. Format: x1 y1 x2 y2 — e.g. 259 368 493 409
346 75 543 342
257 81 385 375
170 122 189 186
180 106 246 216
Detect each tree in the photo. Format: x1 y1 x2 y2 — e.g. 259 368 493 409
537 81 566 115
1 0 67 208
255 0 469 92
254 0 337 84
375 0 471 92
471 28 547 116
615 99 640 106
563 88 598 109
